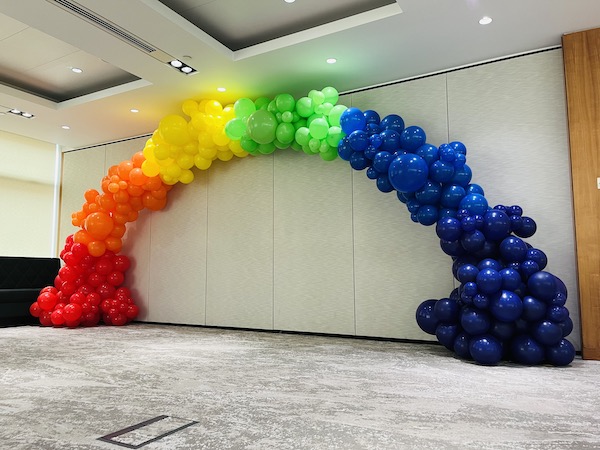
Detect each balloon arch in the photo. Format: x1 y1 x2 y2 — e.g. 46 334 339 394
30 87 575 367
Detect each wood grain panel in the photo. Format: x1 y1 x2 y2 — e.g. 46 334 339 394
563 28 600 359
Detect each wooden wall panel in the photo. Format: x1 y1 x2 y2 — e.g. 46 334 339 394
563 28 600 359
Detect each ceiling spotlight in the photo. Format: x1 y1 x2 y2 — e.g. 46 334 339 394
167 60 197 75
7 108 34 118
71 67 83 73
130 108 139 113
217 87 226 92
284 0 296 3
62 125 70 130
479 16 492 25
326 58 337 64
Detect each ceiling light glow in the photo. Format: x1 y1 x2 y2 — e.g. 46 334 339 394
284 0 295 3
130 108 139 113
326 58 337 64
479 16 492 25
62 125 70 130
71 67 83 73
217 87 226 92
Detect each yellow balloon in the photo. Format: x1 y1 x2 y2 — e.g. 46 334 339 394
194 155 212 170
156 157 175 167
183 142 199 155
141 160 160 177
222 105 235 122
213 131 230 147
166 163 182 179
179 169 194 184
198 146 218 160
182 99 198 117
154 142 171 160
176 153 195 170
143 142 156 162
217 149 234 162
205 100 223 115
198 132 213 148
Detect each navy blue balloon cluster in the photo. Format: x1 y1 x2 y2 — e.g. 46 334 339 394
337 107 575 366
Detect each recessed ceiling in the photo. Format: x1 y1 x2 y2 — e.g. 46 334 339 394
0 0 599 149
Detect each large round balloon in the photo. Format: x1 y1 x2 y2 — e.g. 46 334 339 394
388 154 429 193
246 109 278 144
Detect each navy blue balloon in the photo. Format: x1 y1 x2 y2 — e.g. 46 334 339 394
380 114 405 133
372 151 394 173
399 126 426 151
457 264 479 283
349 152 370 170
436 217 462 241
527 271 557 302
490 290 523 322
429 160 455 183
363 109 381 124
466 184 484 196
415 144 439 166
514 216 537 238
472 293 490 309
461 216 477 232
441 184 466 209
482 210 511 241
490 320 516 341
348 130 369 151
340 107 367 134
364 145 379 160
526 248 548 270
450 141 467 155
434 297 460 323
532 320 563 346
440 239 465 257
415 180 442 205
509 215 523 231
522 296 547 322
519 260 540 279
547 305 569 322
546 339 575 366
499 236 528 262
417 205 438 226
461 230 486 253
415 299 439 335
436 323 461 350
500 268 521 291
470 335 503 365
461 307 491 335
554 276 568 297
406 199 421 214
365 123 382 136
476 268 503 295
453 332 472 359
558 316 574 337
379 129 402 152
459 193 488 216
366 166 379 180
477 258 503 272
510 335 545 365
450 164 473 187
550 291 567 306
337 138 353 161
376 175 394 193
439 208 457 219
388 154 429 193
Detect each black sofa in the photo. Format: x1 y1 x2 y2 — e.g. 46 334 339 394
0 256 60 326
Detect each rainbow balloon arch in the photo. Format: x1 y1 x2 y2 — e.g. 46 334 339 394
30 86 575 367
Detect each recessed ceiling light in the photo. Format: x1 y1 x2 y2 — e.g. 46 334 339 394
169 60 183 68
62 125 70 130
326 58 337 64
7 108 34 118
479 16 492 25
71 67 83 74
130 108 139 113
217 87 226 92
284 0 295 3
181 66 193 74
167 60 197 75
9 109 21 114
21 112 34 118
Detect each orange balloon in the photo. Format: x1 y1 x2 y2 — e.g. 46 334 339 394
127 184 144 198
142 192 167 211
104 236 122 253
101 179 111 194
132 151 145 168
114 190 129 204
108 165 119 177
74 229 93 245
129 196 144 212
118 180 128 190
127 210 139 222
151 187 167 199
98 194 117 211
118 160 134 180
84 189 99 203
110 224 127 238
87 240 106 257
108 183 120 194
116 202 131 215
85 212 114 240
129 168 149 186
113 213 128 225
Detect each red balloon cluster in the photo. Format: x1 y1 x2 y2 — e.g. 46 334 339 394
30 235 139 327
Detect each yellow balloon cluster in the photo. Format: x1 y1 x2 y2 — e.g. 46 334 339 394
141 99 249 184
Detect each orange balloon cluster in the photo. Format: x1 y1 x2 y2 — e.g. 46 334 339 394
71 151 172 257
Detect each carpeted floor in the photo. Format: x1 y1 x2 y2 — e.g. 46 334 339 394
0 323 598 449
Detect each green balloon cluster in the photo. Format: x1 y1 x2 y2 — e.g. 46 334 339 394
224 87 347 161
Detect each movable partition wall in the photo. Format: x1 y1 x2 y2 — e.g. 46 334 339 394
60 49 580 349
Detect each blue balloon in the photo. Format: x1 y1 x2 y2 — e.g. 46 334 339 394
461 307 491 335
526 248 547 270
453 332 472 359
466 183 484 196
457 264 479 283
509 215 523 232
450 164 473 186
499 236 528 262
439 208 457 219
514 216 537 238
379 129 402 152
415 180 442 205
388 153 429 193
434 297 460 323
369 133 382 149
450 141 467 155
438 144 456 162
477 258 503 272
521 296 547 322
476 268 503 295
440 184 466 209
510 335 545 365
472 293 490 309
415 144 439 166
440 239 466 257
380 114 405 133
364 145 379 160
417 205 438 226
337 137 353 161
461 216 477 232
460 230 486 253
532 320 563 346
365 123 382 135
459 193 488 216
490 290 523 322
527 271 557 302
340 107 367 134
519 260 540 279
436 217 462 241
558 316 574 337
372 151 394 173
415 299 439 334
349 152 370 170
508 205 523 216
470 335 503 365
429 160 455 183
546 339 575 366
473 240 500 260
547 305 569 322
399 126 426 151
490 320 515 341
363 109 380 124
482 210 511 241
406 199 421 214
366 166 379 180
348 130 369 151
376 174 394 193
435 323 461 350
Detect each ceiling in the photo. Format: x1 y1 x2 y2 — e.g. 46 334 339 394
0 0 599 150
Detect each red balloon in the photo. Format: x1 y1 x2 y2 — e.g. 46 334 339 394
50 309 65 326
126 304 139 320
77 284 94 296
37 292 58 311
39 311 53 326
69 292 86 305
71 242 88 259
86 292 102 306
81 312 100 327
58 265 78 283
61 281 77 297
63 303 83 322
87 272 105 287
110 312 127 326
95 258 114 276
40 286 58 295
29 301 42 317
113 255 131 272
106 271 124 286
96 282 116 299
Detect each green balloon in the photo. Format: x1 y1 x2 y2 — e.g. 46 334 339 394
308 138 321 152
254 97 271 110
240 135 258 153
275 93 296 113
309 118 329 140
296 97 314 118
328 104 348 127
257 142 276 154
281 111 294 123
322 86 339 105
293 119 307 131
326 125 343 147
276 122 295 144
247 110 278 144
308 89 325 106
295 127 310 146
234 98 256 120
291 141 302 151
273 139 288 149
224 118 247 140
320 146 338 161
267 100 278 114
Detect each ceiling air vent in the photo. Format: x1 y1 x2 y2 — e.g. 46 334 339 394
48 0 157 54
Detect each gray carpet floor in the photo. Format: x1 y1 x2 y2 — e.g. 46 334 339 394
0 324 598 449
